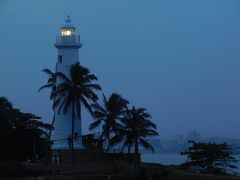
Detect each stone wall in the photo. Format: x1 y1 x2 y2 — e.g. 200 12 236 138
51 149 140 164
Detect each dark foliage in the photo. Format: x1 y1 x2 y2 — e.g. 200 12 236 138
89 93 129 150
110 106 159 154
90 94 159 153
0 97 51 161
181 140 237 175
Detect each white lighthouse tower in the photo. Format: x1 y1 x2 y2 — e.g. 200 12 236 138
52 16 82 149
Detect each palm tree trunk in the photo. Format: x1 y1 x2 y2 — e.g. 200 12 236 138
134 136 139 180
71 103 75 163
134 136 138 154
127 144 131 154
107 134 111 152
48 113 55 140
79 105 83 164
79 105 82 147
47 113 55 165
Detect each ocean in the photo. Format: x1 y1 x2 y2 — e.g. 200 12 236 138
141 154 240 173
141 154 187 165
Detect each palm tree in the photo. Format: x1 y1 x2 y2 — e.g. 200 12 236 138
51 63 101 150
89 93 129 151
110 106 159 154
39 68 57 139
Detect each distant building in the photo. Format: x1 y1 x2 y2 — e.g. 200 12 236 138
187 130 201 141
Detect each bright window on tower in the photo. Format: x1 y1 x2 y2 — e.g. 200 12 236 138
61 28 75 36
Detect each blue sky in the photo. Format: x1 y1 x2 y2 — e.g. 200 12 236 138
0 0 240 138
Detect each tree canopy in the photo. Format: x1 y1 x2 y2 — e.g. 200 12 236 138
0 97 51 161
110 106 159 154
181 141 237 175
90 94 159 153
89 93 129 150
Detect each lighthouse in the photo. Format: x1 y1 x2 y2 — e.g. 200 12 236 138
52 16 82 149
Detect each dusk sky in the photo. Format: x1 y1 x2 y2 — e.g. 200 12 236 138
1 0 240 138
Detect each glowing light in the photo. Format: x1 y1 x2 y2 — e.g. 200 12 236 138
61 28 75 36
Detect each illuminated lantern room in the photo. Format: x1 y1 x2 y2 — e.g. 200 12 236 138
61 27 75 36
55 15 81 48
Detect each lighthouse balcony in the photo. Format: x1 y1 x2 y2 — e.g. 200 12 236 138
55 35 82 48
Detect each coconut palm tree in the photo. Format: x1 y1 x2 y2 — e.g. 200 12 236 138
110 106 159 154
39 68 57 139
89 93 129 151
51 63 101 150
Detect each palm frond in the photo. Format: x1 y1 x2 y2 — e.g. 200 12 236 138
56 72 71 82
139 138 154 152
38 83 54 92
83 84 102 91
89 119 102 130
81 97 93 114
42 68 54 75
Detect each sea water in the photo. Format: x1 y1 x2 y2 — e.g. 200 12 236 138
141 154 240 173
141 154 187 165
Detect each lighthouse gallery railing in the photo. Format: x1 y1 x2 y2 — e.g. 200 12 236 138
55 35 81 45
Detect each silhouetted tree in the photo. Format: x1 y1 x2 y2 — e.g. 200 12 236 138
0 97 51 161
89 93 129 150
181 141 237 175
110 106 159 154
0 97 13 160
